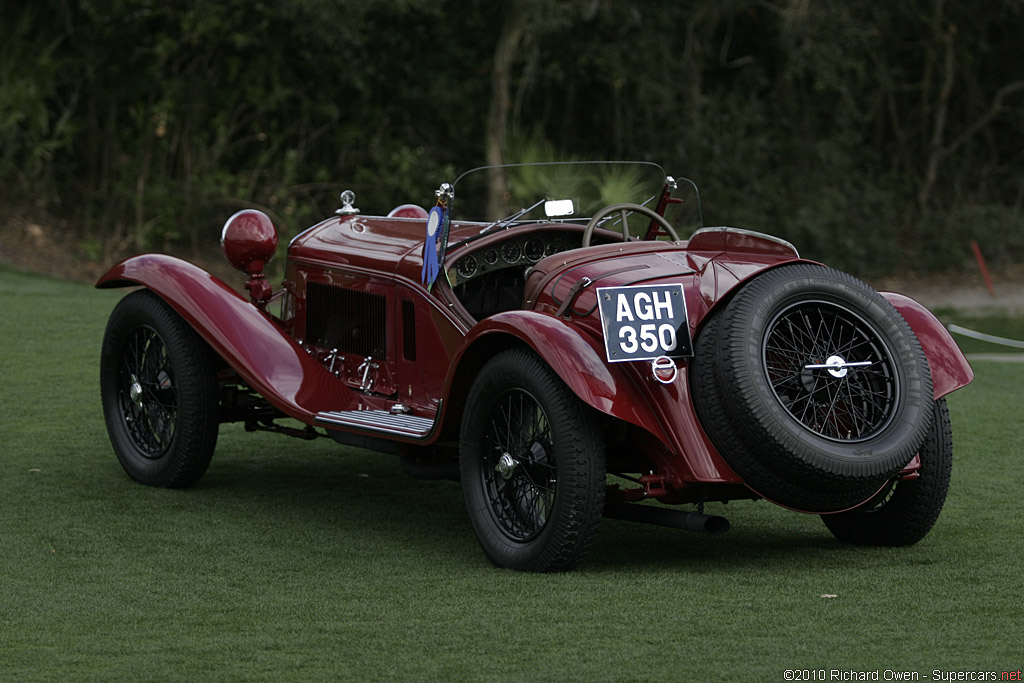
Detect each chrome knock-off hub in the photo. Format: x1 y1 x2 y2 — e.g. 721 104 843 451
804 354 873 379
495 452 519 480
129 376 144 410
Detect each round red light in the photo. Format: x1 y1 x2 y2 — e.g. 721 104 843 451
386 203 429 219
221 209 278 275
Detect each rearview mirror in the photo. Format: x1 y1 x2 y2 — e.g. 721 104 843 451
544 199 575 218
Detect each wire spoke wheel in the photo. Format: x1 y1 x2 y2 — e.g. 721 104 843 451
101 290 219 488
691 264 933 511
480 388 557 542
460 348 605 572
763 300 899 442
118 326 178 457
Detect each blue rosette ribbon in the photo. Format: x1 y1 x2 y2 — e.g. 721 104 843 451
421 205 445 286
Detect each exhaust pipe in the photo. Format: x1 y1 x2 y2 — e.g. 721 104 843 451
604 502 730 534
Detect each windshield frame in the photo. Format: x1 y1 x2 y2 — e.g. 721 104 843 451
444 160 702 248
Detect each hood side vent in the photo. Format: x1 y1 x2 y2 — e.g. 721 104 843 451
401 299 416 361
306 281 387 359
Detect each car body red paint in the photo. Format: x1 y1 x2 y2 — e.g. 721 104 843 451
98 161 974 568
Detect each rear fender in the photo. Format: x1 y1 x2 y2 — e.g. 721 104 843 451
444 311 737 483
881 291 974 398
446 311 666 436
97 254 347 422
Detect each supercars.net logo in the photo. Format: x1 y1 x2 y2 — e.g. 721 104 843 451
783 669 1022 681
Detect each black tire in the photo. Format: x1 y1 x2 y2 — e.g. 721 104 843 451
100 289 219 488
691 264 933 511
460 348 605 572
822 398 952 545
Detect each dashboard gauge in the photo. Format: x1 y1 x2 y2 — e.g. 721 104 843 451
501 241 522 263
524 238 545 262
456 256 478 279
483 248 499 265
545 237 566 256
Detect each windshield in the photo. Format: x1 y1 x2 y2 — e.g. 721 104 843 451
449 161 702 238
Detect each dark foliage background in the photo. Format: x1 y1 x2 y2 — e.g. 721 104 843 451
3 0 1023 275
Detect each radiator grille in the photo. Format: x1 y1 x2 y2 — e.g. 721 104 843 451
306 282 387 359
402 299 416 361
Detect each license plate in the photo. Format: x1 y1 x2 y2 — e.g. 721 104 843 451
596 284 693 362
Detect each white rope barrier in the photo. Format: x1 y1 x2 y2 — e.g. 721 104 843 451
947 324 1024 349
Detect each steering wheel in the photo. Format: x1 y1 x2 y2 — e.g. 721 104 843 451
581 203 681 247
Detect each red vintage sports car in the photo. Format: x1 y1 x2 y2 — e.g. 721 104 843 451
97 161 973 571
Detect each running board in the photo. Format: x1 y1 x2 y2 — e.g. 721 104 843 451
314 403 440 441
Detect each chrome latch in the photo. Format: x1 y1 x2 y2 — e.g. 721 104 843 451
357 356 378 392
326 348 341 375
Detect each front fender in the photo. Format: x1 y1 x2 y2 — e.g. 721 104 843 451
97 254 347 422
882 291 974 398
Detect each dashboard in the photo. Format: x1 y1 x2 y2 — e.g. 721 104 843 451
448 230 579 287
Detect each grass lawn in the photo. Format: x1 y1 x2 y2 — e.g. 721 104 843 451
1 263 1022 681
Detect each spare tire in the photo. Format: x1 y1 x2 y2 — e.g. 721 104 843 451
691 264 933 511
